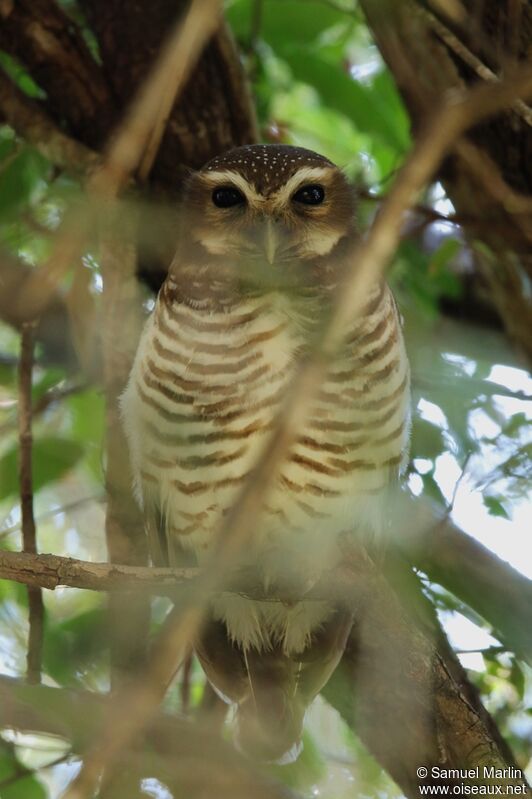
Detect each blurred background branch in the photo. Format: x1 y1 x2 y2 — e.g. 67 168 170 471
0 675 299 799
0 0 531 797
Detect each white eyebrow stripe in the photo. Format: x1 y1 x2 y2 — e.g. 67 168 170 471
200 170 262 204
270 166 332 208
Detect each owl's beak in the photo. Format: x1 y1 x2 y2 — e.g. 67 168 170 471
263 220 279 264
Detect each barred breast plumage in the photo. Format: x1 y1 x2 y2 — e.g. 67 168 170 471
121 143 410 761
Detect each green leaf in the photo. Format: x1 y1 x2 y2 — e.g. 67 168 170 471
428 238 461 275
0 137 16 164
510 658 525 701
268 731 325 789
483 495 511 520
43 608 107 686
0 53 44 99
420 472 447 507
410 417 446 460
0 745 46 799
0 147 49 218
501 412 529 438
280 49 407 152
68 389 105 480
370 69 411 151
0 436 84 501
0 773 47 799
0 360 16 386
227 0 345 46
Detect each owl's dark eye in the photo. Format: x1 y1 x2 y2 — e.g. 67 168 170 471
292 184 325 205
212 186 246 208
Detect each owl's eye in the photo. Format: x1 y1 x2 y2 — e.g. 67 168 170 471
212 186 246 208
292 184 325 205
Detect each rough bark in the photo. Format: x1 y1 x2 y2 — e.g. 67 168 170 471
78 0 258 184
0 0 114 146
360 0 532 362
323 560 527 798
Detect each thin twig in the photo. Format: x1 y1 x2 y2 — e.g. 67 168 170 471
180 654 193 715
0 752 72 792
1 497 530 662
60 69 532 799
0 379 87 439
247 0 264 54
0 495 103 542
17 323 44 685
98 190 150 688
421 7 532 126
448 450 472 514
16 0 223 322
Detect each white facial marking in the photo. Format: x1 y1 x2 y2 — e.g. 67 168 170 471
202 170 262 205
269 166 332 210
299 229 342 257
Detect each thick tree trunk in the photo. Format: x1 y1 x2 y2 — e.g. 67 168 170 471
360 0 532 362
78 0 258 183
323 562 524 797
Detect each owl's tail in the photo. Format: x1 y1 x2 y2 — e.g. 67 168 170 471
196 608 352 763
235 680 305 764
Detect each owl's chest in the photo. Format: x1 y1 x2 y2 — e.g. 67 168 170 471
124 297 299 536
123 290 409 558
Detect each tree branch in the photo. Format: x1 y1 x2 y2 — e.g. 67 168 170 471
0 0 113 147
13 0 225 325
0 68 98 172
99 209 150 684
16 72 532 799
398 500 532 663
361 0 532 360
1 514 531 667
17 323 44 685
323 566 526 795
421 6 532 125
0 251 77 368
78 0 258 181
0 675 298 799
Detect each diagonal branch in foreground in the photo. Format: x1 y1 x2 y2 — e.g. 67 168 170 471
13 0 223 324
60 70 532 799
0 675 298 799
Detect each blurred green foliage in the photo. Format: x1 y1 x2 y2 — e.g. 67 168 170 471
0 1 531 796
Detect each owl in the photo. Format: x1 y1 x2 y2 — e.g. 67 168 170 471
122 144 410 761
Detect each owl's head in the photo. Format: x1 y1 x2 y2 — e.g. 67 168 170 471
181 144 356 273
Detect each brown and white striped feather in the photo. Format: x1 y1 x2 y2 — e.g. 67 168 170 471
121 279 410 654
